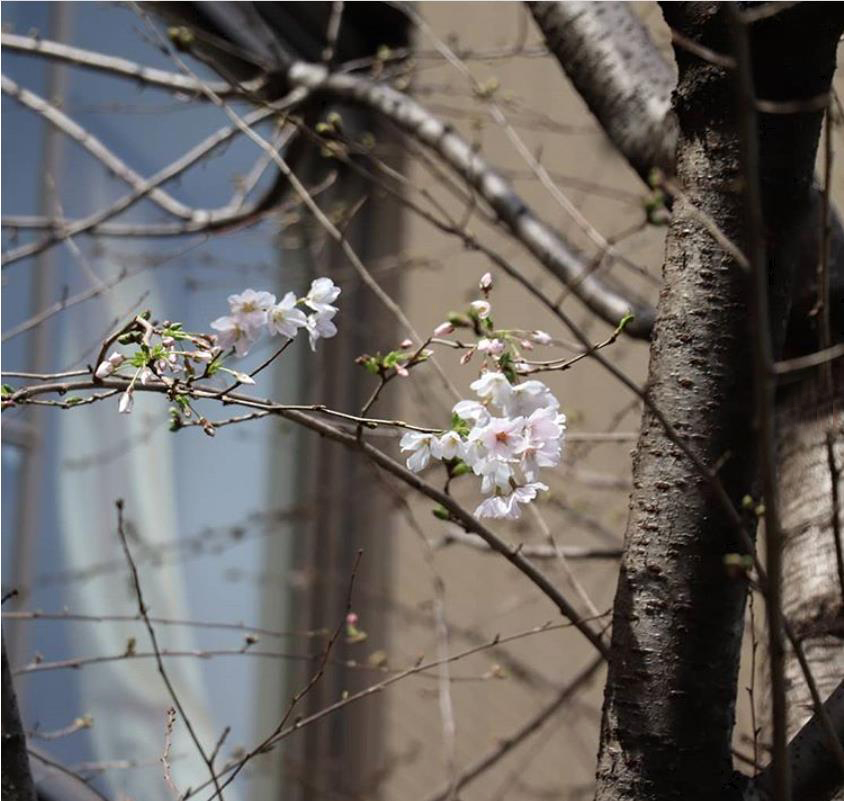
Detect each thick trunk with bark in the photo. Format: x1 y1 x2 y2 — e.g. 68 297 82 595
595 6 842 801
776 362 844 737
528 1 676 183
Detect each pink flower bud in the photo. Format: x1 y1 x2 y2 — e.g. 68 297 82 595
478 338 505 356
395 364 409 377
95 361 114 379
479 272 493 291
346 612 359 626
433 321 454 337
520 339 535 351
531 330 552 345
400 338 414 349
460 349 474 365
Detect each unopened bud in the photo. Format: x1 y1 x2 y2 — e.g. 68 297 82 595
479 272 493 292
469 300 491 320
118 390 134 414
433 321 455 337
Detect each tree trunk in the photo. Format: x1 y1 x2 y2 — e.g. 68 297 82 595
774 361 844 750
527 1 676 183
595 6 842 800
2 639 36 801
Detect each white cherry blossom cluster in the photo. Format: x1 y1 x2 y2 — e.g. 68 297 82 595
400 370 565 520
210 277 341 357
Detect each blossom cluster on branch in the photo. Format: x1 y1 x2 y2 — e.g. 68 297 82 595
93 278 342 416
210 278 341 356
400 274 566 520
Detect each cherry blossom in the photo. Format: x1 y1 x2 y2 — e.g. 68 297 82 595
452 399 489 425
475 482 549 520
432 430 463 460
400 431 438 472
471 416 525 461
211 315 257 357
227 288 275 329
403 365 564 521
470 371 513 408
305 309 338 351
268 292 309 339
503 380 559 417
305 277 341 314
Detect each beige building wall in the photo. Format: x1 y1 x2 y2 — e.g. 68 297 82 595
382 4 663 799
372 4 844 798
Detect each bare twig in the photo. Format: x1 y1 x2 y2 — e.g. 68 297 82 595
1 33 265 97
178 614 609 801
727 10 788 798
826 432 844 603
115 499 227 801
420 654 604 801
1 74 195 220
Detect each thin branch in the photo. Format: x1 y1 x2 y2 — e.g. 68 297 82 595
138 23 461 402
1 92 305 267
202 551 364 801
178 615 609 801
434 528 622 561
280 59 653 336
26 748 111 801
6 372 610 657
2 610 324 640
1 74 195 220
321 2 344 64
774 343 844 375
0 32 265 97
727 11 817 799
115 499 227 801
826 432 844 605
420 654 604 801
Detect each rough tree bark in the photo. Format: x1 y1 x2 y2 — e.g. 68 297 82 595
2 639 36 801
527 1 676 183
776 362 844 741
594 6 844 801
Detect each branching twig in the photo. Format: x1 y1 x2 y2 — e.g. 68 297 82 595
420 654 604 801
115 499 227 801
1 33 265 97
